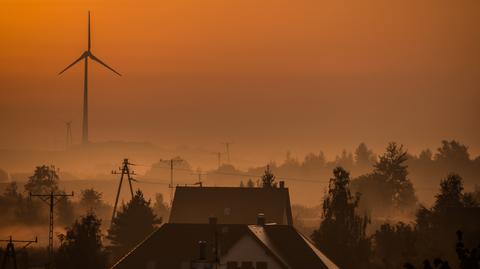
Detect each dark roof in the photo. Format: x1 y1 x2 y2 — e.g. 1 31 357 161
112 223 338 269
169 186 293 225
112 223 248 269
255 225 338 269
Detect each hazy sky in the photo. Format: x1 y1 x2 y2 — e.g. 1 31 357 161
1 0 479 161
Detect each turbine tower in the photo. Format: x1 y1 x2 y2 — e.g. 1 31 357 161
59 11 121 144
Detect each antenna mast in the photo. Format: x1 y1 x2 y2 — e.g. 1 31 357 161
190 171 207 187
162 158 183 206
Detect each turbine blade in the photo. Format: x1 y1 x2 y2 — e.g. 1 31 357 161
58 52 87 75
88 11 91 51
89 54 121 76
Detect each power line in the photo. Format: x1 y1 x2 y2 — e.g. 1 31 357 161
138 163 329 184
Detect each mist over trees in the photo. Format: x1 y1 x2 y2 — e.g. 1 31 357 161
351 142 417 217
152 192 170 222
0 139 479 268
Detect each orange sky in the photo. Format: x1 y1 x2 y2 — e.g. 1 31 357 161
1 0 479 162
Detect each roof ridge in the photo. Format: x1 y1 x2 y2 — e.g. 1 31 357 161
110 224 164 269
247 225 291 269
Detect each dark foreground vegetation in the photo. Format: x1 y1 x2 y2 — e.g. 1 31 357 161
0 140 479 268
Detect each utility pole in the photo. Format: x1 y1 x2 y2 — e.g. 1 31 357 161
221 142 232 164
65 121 73 149
161 158 183 206
111 159 136 225
30 191 73 266
0 236 37 269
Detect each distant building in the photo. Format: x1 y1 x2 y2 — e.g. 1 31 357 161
111 217 338 269
169 184 293 225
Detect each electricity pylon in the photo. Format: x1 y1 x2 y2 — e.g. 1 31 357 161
30 191 73 266
0 236 37 269
111 159 136 225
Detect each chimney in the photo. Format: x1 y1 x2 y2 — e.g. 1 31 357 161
257 213 265 226
198 240 207 260
279 181 285 189
209 217 217 225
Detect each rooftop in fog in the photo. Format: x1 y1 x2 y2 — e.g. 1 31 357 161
169 185 293 225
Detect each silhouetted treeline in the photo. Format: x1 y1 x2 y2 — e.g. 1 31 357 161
308 165 480 269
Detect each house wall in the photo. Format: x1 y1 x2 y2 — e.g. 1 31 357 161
220 235 283 269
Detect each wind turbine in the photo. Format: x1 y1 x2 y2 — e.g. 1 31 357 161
59 11 121 145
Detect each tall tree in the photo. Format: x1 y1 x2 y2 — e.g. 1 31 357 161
55 213 108 269
434 173 465 212
414 173 480 268
374 142 417 210
107 190 161 259
24 165 59 194
311 167 371 269
261 165 277 188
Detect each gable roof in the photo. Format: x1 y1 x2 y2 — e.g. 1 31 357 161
252 225 339 269
169 186 293 225
111 223 338 269
112 223 247 269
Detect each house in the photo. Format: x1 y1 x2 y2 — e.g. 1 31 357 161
111 216 338 269
169 183 293 225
